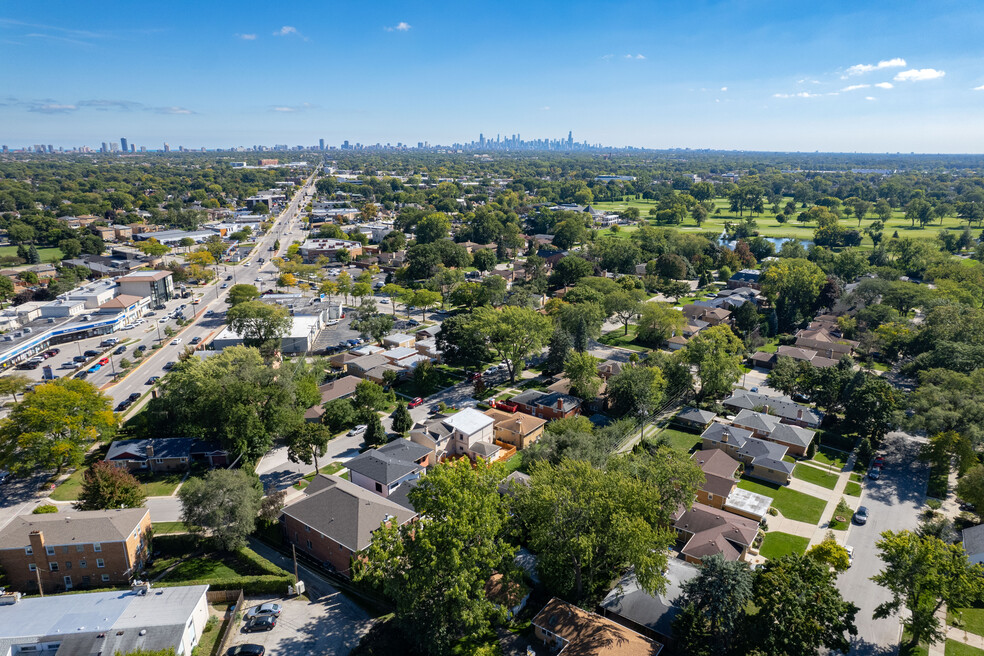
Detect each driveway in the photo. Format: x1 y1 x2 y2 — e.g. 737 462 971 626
837 431 929 655
227 594 372 656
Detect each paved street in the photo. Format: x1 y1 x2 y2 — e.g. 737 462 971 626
838 431 929 655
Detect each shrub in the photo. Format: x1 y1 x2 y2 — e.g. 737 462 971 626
926 498 942 510
33 504 58 514
768 507 778 516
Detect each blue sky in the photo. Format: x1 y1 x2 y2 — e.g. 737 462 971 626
2 0 984 152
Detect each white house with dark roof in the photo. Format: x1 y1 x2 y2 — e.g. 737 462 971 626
410 408 503 463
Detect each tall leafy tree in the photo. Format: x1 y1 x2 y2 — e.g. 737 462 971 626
564 351 601 400
435 313 490 368
75 461 146 510
469 306 552 381
226 283 261 306
873 530 984 649
391 401 414 436
605 364 667 417
672 554 753 656
748 553 858 655
0 379 116 475
284 421 332 472
683 325 746 400
355 460 514 656
362 410 388 446
760 258 827 319
556 301 605 352
605 290 642 335
179 469 263 551
225 300 293 357
636 301 686 346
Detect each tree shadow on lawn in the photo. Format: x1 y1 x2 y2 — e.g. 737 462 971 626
863 432 931 508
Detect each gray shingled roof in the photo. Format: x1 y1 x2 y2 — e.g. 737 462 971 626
510 389 546 406
701 422 753 447
470 441 501 458
723 390 822 425
677 407 716 425
377 438 432 464
105 437 222 462
963 524 984 557
0 509 149 549
600 560 699 640
345 450 422 485
282 475 416 551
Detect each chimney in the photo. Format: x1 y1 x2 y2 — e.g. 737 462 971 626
556 398 563 410
797 409 803 419
145 443 154 458
28 530 45 557
721 431 728 443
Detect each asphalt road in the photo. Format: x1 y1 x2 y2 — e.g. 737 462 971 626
838 431 929 655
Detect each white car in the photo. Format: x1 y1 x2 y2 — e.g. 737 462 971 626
326 319 339 326
159 316 169 323
244 602 282 619
845 545 854 567
348 424 367 436
379 298 389 304
171 338 182 345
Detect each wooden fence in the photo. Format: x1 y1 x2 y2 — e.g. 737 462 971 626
211 588 244 656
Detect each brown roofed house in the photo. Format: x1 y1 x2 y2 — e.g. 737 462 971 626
533 597 663 655
484 408 547 450
690 449 740 509
305 375 361 421
672 502 759 565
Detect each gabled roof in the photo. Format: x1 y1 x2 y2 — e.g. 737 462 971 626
600 560 699 641
768 422 816 449
106 437 223 462
345 450 422 486
377 437 432 464
532 597 663 656
469 441 501 459
722 390 822 426
677 407 715 425
673 502 759 562
701 422 752 447
691 449 739 498
282 475 416 552
732 409 781 434
510 389 546 406
484 408 548 436
534 391 581 413
305 375 361 419
0 509 149 549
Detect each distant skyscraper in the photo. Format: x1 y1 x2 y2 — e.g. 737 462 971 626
120 137 128 153
480 133 485 147
568 131 573 147
163 142 170 152
2 145 8 154
319 138 325 151
101 142 108 153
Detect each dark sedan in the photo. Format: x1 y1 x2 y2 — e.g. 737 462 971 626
243 616 276 632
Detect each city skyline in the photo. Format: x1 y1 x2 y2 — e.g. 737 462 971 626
3 0 984 152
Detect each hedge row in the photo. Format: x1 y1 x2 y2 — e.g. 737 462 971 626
156 575 293 596
236 546 292 578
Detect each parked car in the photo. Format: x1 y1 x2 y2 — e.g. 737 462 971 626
868 468 880 480
348 424 367 436
16 361 40 370
59 361 77 369
244 616 276 633
146 376 160 385
853 506 869 525
244 603 282 619
171 338 182 345
408 397 424 409
84 350 99 358
73 355 87 363
100 338 118 347
845 544 854 567
116 400 132 412
227 645 265 656
873 456 885 467
128 392 141 402
44 348 60 357
74 371 89 380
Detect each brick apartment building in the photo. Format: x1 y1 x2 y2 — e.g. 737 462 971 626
0 509 152 594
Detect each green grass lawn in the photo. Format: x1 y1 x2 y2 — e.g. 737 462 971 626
813 445 849 469
793 463 840 490
0 245 64 262
395 367 461 398
658 428 701 453
134 471 184 496
501 453 524 476
48 468 85 501
949 608 984 637
738 477 827 525
153 521 190 535
946 640 984 656
293 462 346 490
165 557 240 581
759 532 810 559
598 326 651 352
845 482 863 497
850 472 864 483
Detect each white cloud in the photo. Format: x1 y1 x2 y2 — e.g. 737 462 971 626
845 57 906 76
154 106 194 115
273 107 295 112
894 68 945 81
624 53 645 60
274 26 298 36
540 106 550 111
865 96 876 101
875 82 893 89
773 92 821 99
975 85 984 91
720 86 728 92
29 103 77 113
601 54 613 60
78 99 141 110
841 84 870 92
237 33 256 40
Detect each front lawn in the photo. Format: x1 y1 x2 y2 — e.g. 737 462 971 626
166 557 240 582
949 608 984 637
598 326 652 352
759 532 810 559
51 468 183 500
293 462 346 490
658 428 701 453
395 367 461 398
154 521 190 535
49 468 85 501
793 463 840 490
738 478 827 525
845 482 862 497
946 640 984 656
813 445 849 469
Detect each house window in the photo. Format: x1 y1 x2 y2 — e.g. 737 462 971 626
80 560 87 568
25 546 33 555
101 574 110 582
93 543 101 552
49 562 58 572
28 563 36 572
82 576 90 585
708 494 714 501
45 546 55 556
306 540 312 550
154 458 164 464
96 559 105 568
375 483 383 493
65 561 72 570
76 545 84 552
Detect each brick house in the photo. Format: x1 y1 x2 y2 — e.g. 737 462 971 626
484 409 547 450
0 509 151 594
532 597 663 656
700 422 794 485
509 390 581 421
280 475 416 576
672 502 759 565
105 437 228 472
731 409 816 457
690 449 740 509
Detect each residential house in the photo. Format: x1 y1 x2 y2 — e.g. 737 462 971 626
700 422 794 485
596 359 626 380
533 597 663 656
794 327 858 360
484 408 547 450
963 524 984 566
776 345 839 368
0 508 151 593
345 438 430 502
731 409 816 457
599 560 700 646
485 573 530 619
329 351 361 371
304 375 360 421
714 286 765 309
672 502 759 565
673 407 716 432
728 269 762 290
411 408 505 463
722 390 823 429
383 333 416 349
280 474 416 576
509 389 582 421
690 449 774 521
0 584 210 656
105 437 228 471
681 304 731 326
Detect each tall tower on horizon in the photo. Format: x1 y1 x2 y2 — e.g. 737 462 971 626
120 137 128 153
568 131 573 147
319 138 325 151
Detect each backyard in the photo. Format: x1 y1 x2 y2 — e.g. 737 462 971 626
659 427 702 454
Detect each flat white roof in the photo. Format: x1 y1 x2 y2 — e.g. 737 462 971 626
444 408 493 435
724 488 773 519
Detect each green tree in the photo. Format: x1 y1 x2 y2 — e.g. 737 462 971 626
75 460 146 510
920 430 976 478
548 255 593 287
841 372 902 441
636 301 686 346
284 421 332 472
362 409 388 446
760 258 827 319
471 249 497 272
355 460 514 656
469 306 552 381
556 301 605 352
515 454 700 602
806 533 851 573
391 401 414 436
137 239 170 257
435 313 490 368
731 300 759 337
179 469 262 551
415 213 452 244
379 283 404 316
672 554 753 656
0 276 14 306
545 328 574 375
605 364 667 417
322 398 357 433
873 530 984 649
0 373 31 404
748 553 858 655
564 351 601 400
605 290 642 336
226 283 260 306
353 313 395 345
767 355 803 395
0 379 116 475
409 288 442 321
683 325 745 400
355 380 388 412
225 300 293 357
956 465 984 513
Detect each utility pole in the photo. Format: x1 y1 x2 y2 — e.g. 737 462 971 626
292 543 299 585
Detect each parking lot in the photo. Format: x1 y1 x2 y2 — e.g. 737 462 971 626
226 595 372 656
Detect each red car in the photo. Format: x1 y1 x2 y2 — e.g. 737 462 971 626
408 397 424 409
98 357 109 366
873 456 885 468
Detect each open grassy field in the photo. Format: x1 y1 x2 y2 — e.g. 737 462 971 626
593 196 974 244
0 245 64 262
759 531 810 559
738 477 828 524
793 463 840 490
